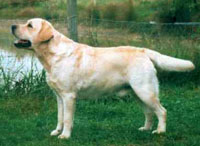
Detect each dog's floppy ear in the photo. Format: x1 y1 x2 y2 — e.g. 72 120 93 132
36 21 53 43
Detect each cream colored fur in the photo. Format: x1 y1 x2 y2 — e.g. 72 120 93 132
12 18 195 139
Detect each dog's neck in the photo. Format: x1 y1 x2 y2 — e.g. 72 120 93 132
34 32 76 73
41 35 54 44
34 42 52 72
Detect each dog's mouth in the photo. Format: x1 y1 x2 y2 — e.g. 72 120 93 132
14 39 32 48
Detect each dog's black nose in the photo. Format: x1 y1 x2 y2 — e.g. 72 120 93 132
11 25 17 34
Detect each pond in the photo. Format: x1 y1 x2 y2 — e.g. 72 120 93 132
0 46 42 76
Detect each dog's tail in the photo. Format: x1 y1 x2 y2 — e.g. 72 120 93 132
145 49 195 72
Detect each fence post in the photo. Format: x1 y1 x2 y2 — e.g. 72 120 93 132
67 0 78 42
91 0 96 5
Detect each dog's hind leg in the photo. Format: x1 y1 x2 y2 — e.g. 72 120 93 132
129 65 167 134
138 104 154 131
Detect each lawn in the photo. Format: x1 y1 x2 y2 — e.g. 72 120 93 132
0 83 200 146
1 18 200 146
0 0 154 20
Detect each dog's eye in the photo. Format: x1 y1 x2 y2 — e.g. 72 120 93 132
27 23 33 28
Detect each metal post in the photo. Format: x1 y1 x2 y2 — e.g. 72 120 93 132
67 0 78 42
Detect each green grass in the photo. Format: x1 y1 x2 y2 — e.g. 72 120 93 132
0 83 200 146
1 19 200 83
1 0 199 22
1 18 200 145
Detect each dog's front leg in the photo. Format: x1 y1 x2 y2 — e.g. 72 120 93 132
51 94 64 136
58 92 76 139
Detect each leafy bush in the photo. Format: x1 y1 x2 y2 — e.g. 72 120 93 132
84 0 137 22
17 7 38 18
156 0 199 23
0 0 46 8
102 3 118 21
86 3 101 20
102 0 137 21
117 0 137 21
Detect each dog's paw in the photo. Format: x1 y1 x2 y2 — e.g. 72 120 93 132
138 127 151 131
50 130 60 136
152 129 166 134
58 130 71 139
58 134 70 139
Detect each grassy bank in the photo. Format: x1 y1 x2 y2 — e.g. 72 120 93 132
1 0 200 145
1 19 200 83
0 0 147 20
0 0 200 22
1 18 200 145
0 79 200 146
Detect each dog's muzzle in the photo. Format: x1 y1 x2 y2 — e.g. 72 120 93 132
11 25 17 35
11 25 32 48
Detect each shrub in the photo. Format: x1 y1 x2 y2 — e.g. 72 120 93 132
156 0 198 23
0 0 46 8
86 3 101 20
102 0 137 21
116 0 137 21
17 7 38 18
83 0 137 22
102 3 118 21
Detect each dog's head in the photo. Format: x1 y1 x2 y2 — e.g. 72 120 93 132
11 18 54 49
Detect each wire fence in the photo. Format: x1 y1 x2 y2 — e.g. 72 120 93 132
1 18 200 45
0 0 200 43
1 18 200 53
0 1 200 97
0 16 200 83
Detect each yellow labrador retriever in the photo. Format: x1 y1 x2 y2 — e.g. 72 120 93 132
11 18 194 139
